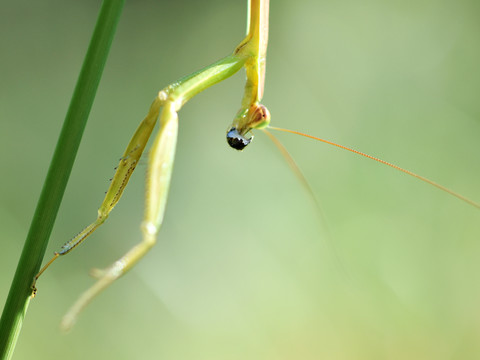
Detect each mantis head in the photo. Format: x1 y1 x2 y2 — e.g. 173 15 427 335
227 103 271 150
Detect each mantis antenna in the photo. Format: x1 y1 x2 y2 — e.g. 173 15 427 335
267 126 480 210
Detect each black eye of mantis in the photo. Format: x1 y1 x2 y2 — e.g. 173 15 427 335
226 127 252 150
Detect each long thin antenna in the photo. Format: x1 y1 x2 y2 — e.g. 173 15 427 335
261 128 351 279
262 129 315 201
268 126 480 210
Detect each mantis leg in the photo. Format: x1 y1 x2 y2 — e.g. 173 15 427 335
32 95 163 286
33 54 246 329
34 54 246 291
61 101 178 330
58 53 247 328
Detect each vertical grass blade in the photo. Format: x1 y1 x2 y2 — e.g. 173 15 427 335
0 1 125 358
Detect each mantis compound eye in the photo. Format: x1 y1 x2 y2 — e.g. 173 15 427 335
226 127 252 150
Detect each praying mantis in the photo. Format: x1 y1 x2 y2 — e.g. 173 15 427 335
11 0 480 352
33 0 274 329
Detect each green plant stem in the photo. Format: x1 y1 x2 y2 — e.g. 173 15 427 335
0 1 125 358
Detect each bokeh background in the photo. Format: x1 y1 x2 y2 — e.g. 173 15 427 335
1 0 480 359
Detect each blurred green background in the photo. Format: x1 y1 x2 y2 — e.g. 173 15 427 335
1 0 480 359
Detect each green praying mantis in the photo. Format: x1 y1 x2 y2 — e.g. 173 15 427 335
32 0 479 331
